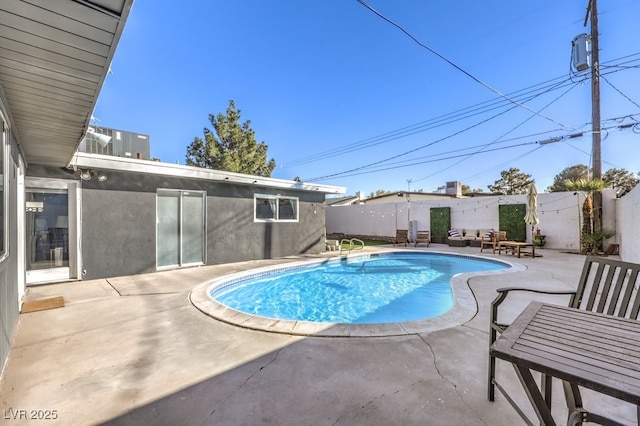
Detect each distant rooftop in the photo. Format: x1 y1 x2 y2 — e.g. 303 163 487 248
78 126 151 160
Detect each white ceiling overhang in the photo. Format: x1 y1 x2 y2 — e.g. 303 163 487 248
0 0 133 166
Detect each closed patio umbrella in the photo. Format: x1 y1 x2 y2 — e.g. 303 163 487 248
524 182 539 243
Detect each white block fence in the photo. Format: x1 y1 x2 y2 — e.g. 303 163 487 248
327 190 618 252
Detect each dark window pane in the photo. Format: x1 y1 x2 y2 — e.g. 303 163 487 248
278 198 295 220
256 197 275 219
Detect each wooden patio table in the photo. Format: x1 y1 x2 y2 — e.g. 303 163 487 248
490 302 640 425
497 241 536 258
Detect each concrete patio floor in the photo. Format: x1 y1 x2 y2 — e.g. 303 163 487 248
0 246 636 425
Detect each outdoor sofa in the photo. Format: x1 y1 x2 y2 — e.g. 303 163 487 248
447 229 494 247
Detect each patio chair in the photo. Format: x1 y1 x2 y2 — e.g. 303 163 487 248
393 229 408 247
414 230 430 247
480 230 506 253
488 256 640 408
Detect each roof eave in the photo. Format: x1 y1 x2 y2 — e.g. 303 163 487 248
72 152 347 195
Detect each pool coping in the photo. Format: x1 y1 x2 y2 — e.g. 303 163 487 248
189 250 525 337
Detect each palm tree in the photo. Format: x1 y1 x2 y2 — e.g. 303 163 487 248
565 178 606 254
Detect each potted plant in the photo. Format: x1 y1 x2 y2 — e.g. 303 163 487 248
533 229 546 247
583 229 616 255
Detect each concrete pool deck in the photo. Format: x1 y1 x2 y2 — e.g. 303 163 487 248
1 246 636 425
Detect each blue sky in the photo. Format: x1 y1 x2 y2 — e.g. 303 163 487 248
93 0 640 196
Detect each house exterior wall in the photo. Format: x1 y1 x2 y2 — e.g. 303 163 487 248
204 186 326 264
0 110 21 374
81 184 156 279
27 167 328 280
327 190 617 251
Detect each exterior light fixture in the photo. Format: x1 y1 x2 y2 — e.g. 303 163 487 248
97 172 108 182
80 169 92 180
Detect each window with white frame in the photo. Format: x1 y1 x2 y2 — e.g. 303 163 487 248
254 194 298 222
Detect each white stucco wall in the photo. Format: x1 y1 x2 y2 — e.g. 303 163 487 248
327 202 407 238
616 185 640 263
327 191 617 251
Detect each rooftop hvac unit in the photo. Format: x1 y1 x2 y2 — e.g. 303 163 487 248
445 181 462 197
572 34 590 72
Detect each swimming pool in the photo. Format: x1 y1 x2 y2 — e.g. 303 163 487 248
191 251 521 337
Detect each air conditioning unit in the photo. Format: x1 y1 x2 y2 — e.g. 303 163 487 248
572 34 590 72
445 181 462 197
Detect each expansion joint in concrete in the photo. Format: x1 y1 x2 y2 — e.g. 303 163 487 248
209 342 289 417
418 334 488 426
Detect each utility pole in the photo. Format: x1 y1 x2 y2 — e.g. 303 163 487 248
585 0 603 233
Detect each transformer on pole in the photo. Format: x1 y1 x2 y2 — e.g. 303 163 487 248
571 33 590 72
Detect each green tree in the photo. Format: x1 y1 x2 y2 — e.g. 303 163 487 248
547 164 590 192
603 168 639 197
368 189 391 198
186 100 276 176
487 168 533 194
565 178 606 254
462 184 484 195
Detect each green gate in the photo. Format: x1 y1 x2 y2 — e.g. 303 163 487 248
499 204 527 242
430 207 451 244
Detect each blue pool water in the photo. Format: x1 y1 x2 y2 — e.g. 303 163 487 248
211 252 507 324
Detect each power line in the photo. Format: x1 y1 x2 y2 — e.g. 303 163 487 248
304 115 640 181
282 53 640 169
412 80 582 184
304 103 521 181
601 74 640 110
304 79 580 181
283 75 579 168
458 147 545 187
371 129 566 168
329 132 553 173
355 0 574 130
309 140 542 181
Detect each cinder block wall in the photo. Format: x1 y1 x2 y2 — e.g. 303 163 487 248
327 191 617 251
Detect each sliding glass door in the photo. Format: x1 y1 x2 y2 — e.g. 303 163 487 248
157 190 205 268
